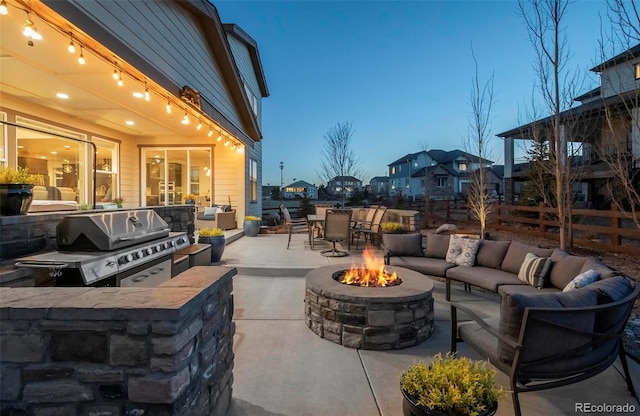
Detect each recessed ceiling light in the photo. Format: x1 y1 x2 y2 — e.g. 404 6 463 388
51 151 57 155
17 145 23 149
64 145 71 149
40 156 46 159
56 93 69 99
132 92 144 99
125 120 135 126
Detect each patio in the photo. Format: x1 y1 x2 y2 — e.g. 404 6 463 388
218 233 640 416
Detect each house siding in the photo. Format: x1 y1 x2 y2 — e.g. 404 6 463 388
226 35 262 126
599 56 640 98
51 0 244 129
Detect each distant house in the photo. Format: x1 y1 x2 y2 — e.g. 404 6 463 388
369 176 390 200
498 43 640 208
283 180 318 199
326 176 362 198
388 149 495 200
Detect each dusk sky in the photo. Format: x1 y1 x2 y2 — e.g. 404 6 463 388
215 0 611 187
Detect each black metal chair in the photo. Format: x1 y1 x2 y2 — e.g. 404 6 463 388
450 276 640 416
280 205 311 249
321 209 352 257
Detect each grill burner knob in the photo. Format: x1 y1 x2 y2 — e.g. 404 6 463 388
168 241 175 247
119 254 133 264
132 251 141 260
159 243 167 250
143 248 151 256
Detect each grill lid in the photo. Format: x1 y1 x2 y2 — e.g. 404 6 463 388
56 210 171 251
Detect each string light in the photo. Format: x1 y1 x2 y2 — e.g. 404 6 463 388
181 108 189 125
166 96 171 114
208 125 213 137
22 12 42 41
78 46 85 64
144 82 150 101
217 133 222 142
67 33 75 53
224 139 230 147
0 0 7 16
197 117 202 130
117 70 123 87
112 64 119 80
237 145 244 154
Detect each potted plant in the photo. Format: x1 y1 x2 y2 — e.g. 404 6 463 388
0 166 42 216
400 353 504 416
381 221 406 234
113 196 124 208
243 215 261 237
197 227 225 263
184 194 197 205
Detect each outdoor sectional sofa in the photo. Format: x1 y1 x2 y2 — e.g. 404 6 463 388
382 232 639 415
382 232 624 300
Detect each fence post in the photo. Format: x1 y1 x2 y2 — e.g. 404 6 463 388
538 202 546 235
611 203 621 247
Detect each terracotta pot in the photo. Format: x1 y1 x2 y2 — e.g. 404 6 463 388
0 184 34 216
401 388 497 416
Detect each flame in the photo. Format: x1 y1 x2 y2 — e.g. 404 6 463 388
340 247 400 287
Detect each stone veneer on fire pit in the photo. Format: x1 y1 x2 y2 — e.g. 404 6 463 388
304 264 434 350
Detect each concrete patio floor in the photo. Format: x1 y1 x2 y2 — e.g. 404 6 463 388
218 233 640 416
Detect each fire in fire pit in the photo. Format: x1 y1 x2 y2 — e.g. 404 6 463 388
333 247 402 287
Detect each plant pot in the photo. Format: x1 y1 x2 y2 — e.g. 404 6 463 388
401 388 497 416
243 220 261 237
185 199 195 205
0 184 34 216
198 235 225 263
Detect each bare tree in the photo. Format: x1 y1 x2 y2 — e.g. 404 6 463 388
606 0 640 45
463 48 496 240
518 0 585 250
317 121 362 207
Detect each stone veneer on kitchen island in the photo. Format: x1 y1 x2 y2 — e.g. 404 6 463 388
0 266 235 416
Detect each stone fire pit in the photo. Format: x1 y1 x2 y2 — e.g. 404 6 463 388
304 264 434 350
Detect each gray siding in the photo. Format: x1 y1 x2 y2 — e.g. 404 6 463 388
63 0 244 129
226 35 262 126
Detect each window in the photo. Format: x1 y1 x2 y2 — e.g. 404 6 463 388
250 159 258 202
244 81 259 116
413 161 419 169
391 166 396 174
0 112 6 167
635 63 640 80
405 178 410 188
458 162 468 171
436 177 447 187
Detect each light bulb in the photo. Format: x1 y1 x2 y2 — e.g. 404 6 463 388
224 140 230 147
23 17 42 40
78 46 85 65
208 125 213 137
166 97 171 114
217 134 222 142
181 108 189 125
197 118 202 130
231 143 237 150
117 71 123 87
67 39 75 53
144 84 150 101
237 146 244 154
0 1 7 16
112 66 119 80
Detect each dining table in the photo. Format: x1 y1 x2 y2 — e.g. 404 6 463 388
307 214 325 249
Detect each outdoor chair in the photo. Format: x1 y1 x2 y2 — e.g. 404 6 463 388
351 206 387 249
280 205 312 249
321 209 352 257
450 276 640 416
312 204 334 239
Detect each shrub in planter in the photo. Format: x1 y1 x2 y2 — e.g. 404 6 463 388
243 215 261 237
0 166 42 216
198 227 225 263
381 222 406 234
400 353 504 416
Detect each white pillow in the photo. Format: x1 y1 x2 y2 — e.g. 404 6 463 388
216 207 225 214
445 235 481 267
563 269 599 292
204 207 217 216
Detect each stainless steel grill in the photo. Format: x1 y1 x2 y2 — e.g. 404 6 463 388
15 210 190 287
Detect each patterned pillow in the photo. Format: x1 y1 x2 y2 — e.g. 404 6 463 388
517 252 552 288
445 235 481 267
563 269 599 292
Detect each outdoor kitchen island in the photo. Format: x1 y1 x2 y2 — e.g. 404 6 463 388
0 265 235 416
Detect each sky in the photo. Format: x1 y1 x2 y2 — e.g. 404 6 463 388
214 0 612 187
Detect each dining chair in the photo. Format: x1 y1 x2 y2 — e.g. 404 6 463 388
312 204 334 239
321 209 352 257
352 206 387 249
280 205 312 249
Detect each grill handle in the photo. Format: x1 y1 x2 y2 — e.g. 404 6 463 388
14 261 69 269
117 231 168 243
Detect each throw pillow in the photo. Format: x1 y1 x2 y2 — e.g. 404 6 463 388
563 269 599 292
204 207 217 216
425 233 450 259
445 235 481 267
517 252 552 288
216 207 225 214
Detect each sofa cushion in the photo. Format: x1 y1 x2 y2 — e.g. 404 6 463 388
388 256 455 277
447 266 524 293
517 253 552 288
425 233 450 259
445 235 481 267
562 269 599 292
501 242 553 275
580 258 620 279
498 284 561 296
549 249 589 289
382 233 424 257
475 240 511 269
587 276 635 332
498 289 598 364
